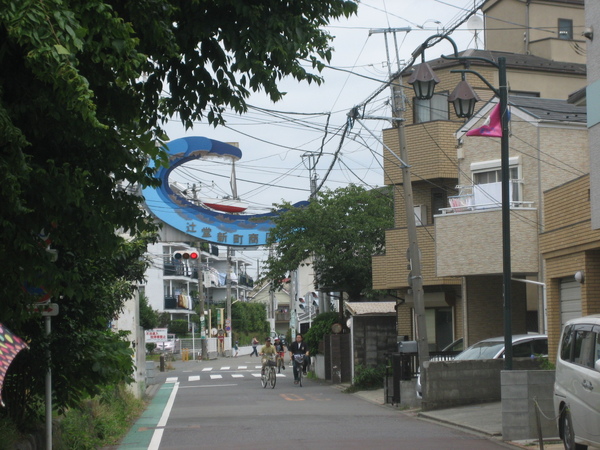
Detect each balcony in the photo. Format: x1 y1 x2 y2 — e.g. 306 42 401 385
439 181 533 214
275 312 291 322
435 182 539 277
164 263 198 279
164 296 197 310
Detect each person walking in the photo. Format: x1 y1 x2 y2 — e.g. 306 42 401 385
250 336 259 357
233 341 239 357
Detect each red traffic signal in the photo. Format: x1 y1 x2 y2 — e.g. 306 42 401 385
174 251 199 260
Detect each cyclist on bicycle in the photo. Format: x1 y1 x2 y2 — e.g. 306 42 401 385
288 333 309 384
259 337 277 376
274 337 286 372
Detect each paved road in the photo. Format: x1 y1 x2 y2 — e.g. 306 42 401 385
118 357 517 450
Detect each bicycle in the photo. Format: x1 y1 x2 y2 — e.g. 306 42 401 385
276 352 285 373
292 354 306 387
261 355 277 389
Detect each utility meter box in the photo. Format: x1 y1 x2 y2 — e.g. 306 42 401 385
397 340 418 353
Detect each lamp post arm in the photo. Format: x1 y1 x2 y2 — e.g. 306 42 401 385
450 69 500 97
412 34 461 61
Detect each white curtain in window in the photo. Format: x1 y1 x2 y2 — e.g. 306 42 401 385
473 182 512 208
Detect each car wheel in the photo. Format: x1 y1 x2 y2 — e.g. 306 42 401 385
561 408 587 450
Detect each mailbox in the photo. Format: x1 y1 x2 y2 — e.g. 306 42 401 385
397 340 418 353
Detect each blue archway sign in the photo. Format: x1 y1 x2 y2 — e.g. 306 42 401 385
142 136 308 247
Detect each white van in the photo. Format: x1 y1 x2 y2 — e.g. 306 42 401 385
554 314 600 450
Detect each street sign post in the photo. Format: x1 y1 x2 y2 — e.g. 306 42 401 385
30 303 59 316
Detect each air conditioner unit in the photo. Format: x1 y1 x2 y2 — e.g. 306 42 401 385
414 205 427 226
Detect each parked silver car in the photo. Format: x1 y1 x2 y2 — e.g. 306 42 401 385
418 334 547 399
554 315 600 450
453 334 547 360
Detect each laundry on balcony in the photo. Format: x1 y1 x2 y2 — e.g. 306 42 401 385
448 196 473 212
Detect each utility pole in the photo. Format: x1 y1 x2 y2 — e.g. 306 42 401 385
369 27 430 369
198 248 208 360
226 246 232 348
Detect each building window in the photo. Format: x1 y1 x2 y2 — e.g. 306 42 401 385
414 92 449 123
558 19 573 40
470 157 521 206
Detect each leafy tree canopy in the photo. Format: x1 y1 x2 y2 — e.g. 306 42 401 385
262 185 394 301
0 0 357 426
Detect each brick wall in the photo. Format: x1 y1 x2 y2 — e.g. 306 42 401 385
541 175 600 361
465 275 527 345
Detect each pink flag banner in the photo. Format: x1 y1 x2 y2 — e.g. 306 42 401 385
466 103 509 137
0 323 28 406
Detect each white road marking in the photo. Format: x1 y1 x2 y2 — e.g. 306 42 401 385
238 365 247 369
202 367 212 371
165 377 178 383
220 366 230 370
231 374 244 378
189 375 200 382
148 381 179 450
210 374 223 379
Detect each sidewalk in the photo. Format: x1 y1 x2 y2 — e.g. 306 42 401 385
339 386 564 450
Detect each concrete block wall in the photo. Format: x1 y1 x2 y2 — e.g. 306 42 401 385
421 358 541 411
352 316 397 368
501 370 557 441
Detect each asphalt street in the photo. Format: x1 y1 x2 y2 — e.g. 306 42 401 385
115 356 519 450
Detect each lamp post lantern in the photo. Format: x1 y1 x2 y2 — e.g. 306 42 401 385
408 35 513 370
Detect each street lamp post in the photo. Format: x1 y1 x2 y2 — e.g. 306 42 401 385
408 35 513 370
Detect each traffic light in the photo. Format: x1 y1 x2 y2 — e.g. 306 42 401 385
174 251 199 260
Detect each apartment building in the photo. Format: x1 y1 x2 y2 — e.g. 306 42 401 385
372 0 587 350
142 224 255 325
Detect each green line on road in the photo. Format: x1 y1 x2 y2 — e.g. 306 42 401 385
117 384 174 449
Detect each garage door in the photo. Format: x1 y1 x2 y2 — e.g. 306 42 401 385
560 277 582 328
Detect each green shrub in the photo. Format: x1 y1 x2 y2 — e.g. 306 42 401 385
304 312 339 355
352 364 385 390
168 320 188 336
58 384 144 449
0 413 22 450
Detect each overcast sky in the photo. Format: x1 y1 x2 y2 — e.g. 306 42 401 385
161 0 485 272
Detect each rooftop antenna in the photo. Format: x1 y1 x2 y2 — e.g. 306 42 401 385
467 15 484 49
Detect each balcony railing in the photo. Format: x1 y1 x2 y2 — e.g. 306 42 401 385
439 181 533 214
275 312 291 321
164 296 198 310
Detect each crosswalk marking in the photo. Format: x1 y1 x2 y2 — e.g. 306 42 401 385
161 367 291 385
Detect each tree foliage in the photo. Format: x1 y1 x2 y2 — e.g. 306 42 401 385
262 185 394 301
139 294 159 330
0 0 357 427
231 302 270 337
304 312 339 355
